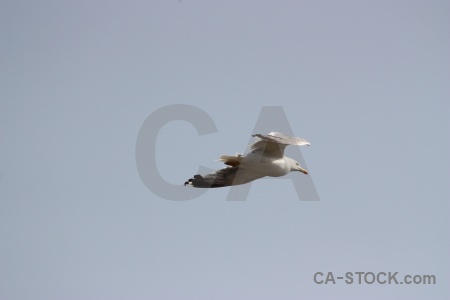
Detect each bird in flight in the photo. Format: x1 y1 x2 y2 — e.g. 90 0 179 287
184 132 310 188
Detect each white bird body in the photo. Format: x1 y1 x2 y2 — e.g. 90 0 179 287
238 154 291 177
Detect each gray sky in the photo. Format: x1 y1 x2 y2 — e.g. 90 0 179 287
1 1 449 299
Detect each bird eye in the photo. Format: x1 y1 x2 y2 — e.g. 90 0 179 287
296 162 299 166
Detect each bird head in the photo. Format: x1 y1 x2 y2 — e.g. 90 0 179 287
288 158 308 175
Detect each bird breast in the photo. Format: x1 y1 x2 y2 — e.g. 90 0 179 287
241 154 289 177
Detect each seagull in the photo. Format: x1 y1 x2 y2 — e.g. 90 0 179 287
184 132 310 188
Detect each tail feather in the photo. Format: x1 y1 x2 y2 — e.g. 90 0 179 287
218 153 242 167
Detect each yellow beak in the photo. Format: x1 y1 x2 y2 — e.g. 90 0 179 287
299 167 308 175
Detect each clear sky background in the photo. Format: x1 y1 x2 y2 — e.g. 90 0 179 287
1 1 449 299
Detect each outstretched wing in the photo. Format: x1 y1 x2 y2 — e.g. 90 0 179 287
185 166 239 188
250 132 310 159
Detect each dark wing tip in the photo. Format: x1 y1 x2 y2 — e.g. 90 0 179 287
184 175 213 188
184 175 200 187
185 166 238 188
